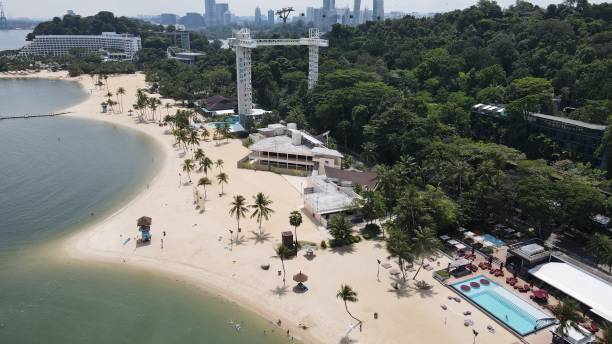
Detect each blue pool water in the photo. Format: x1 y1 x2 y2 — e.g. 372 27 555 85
208 115 243 132
452 275 552 335
483 233 505 247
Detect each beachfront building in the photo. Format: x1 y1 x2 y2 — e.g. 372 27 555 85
303 174 360 227
20 32 142 61
199 95 270 124
529 262 612 324
303 167 378 227
245 123 342 174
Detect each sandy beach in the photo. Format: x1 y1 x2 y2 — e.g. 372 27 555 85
4 71 545 344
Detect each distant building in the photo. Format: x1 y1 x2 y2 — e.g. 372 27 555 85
179 12 205 28
20 32 141 61
254 7 262 26
223 11 232 26
472 103 607 164
267 9 275 25
215 3 229 25
353 0 361 25
172 51 204 65
160 13 178 25
205 0 216 26
372 0 384 20
66 10 76 16
156 30 191 50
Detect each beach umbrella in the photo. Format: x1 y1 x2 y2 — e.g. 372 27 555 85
137 216 152 227
293 272 308 283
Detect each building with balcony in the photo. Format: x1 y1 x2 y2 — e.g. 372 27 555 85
246 123 342 174
20 32 141 61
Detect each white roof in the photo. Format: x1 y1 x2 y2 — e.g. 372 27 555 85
312 147 343 158
250 135 312 156
529 262 612 322
454 243 467 250
551 323 595 344
464 231 476 238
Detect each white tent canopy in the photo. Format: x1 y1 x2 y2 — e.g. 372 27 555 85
529 262 612 322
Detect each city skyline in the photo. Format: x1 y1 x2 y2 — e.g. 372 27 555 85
1 0 598 20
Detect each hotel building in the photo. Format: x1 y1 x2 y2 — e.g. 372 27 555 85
20 32 142 61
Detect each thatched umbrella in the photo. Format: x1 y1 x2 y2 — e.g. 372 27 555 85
293 271 308 283
137 216 152 227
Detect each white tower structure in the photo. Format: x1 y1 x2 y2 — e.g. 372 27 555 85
229 28 328 124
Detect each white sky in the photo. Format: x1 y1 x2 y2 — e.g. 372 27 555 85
3 0 604 19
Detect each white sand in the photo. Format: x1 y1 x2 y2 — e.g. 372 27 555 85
6 71 535 344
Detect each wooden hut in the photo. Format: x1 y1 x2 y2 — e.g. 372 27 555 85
137 216 152 242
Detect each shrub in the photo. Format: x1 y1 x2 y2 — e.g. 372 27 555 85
320 240 327 249
481 246 494 255
361 223 381 240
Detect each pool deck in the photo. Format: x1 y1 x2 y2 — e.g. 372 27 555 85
446 258 557 344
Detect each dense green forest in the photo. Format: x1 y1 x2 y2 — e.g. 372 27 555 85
144 0 612 238
8 2 612 241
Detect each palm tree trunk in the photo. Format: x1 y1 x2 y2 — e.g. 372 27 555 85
344 301 362 324
399 257 406 281
281 258 286 285
294 226 298 249
412 258 425 280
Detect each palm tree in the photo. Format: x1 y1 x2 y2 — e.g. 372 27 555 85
197 177 212 210
164 102 173 117
274 245 290 285
289 211 303 249
199 157 213 176
182 159 195 183
216 172 229 195
549 298 583 339
215 159 224 172
201 127 210 141
386 225 413 281
229 195 249 242
587 233 612 265
250 193 274 234
198 176 212 199
336 285 362 325
116 87 125 113
410 227 441 280
361 141 377 166
188 129 200 151
194 148 206 162
105 91 114 112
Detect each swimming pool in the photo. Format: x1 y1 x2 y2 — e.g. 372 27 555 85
483 233 505 247
452 275 553 336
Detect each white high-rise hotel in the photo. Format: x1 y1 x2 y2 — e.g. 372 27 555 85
20 32 141 61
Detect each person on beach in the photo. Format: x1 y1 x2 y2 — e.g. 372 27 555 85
161 238 164 249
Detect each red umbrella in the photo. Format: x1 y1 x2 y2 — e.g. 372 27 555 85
532 290 548 299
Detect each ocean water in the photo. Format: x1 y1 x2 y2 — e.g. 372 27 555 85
0 29 30 51
0 79 286 344
0 78 88 116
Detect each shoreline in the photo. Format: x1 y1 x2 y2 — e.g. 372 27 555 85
3 71 535 344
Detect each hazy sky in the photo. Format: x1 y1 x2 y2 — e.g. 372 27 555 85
3 0 599 19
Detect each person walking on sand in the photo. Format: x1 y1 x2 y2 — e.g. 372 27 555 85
161 238 164 249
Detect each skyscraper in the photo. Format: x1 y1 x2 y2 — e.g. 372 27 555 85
205 0 216 26
353 0 361 25
215 3 229 26
255 7 262 26
372 0 384 21
267 9 275 25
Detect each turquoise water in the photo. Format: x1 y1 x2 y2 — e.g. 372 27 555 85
452 275 551 335
0 79 286 344
482 234 505 247
0 29 31 51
